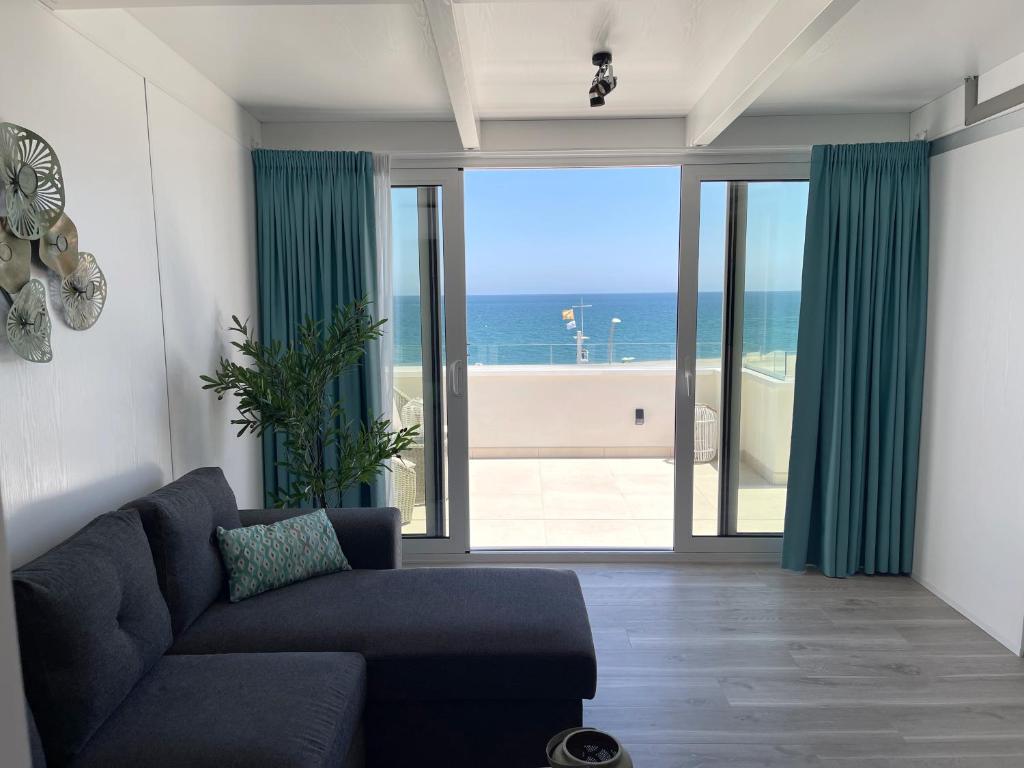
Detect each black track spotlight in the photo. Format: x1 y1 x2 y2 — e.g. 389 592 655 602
589 51 616 108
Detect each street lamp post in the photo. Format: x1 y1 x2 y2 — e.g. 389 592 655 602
608 317 621 364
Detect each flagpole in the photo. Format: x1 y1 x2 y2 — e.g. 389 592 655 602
572 297 592 364
561 299 592 364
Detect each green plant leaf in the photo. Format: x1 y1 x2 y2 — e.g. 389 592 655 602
200 298 411 507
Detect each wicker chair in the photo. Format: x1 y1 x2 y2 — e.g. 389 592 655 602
391 457 416 527
400 398 424 437
694 403 719 464
396 393 427 506
394 388 440 509
400 444 426 507
394 387 415 419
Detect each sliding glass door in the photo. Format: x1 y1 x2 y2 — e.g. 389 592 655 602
390 161 807 555
676 163 809 550
390 169 468 555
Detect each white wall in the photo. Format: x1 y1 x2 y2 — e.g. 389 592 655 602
738 370 794 485
914 125 1024 656
0 2 261 758
0 0 173 570
399 362 790 481
0 2 260 561
466 365 678 458
145 83 261 507
53 8 261 150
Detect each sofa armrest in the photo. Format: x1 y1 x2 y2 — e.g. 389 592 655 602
238 507 401 569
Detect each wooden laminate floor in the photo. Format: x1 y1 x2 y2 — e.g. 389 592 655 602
566 564 1024 768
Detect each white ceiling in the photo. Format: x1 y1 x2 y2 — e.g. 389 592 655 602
458 0 774 119
127 3 453 121
753 0 1024 115
121 0 1024 124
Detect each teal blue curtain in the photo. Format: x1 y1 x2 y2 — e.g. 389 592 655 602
782 142 930 577
252 149 383 508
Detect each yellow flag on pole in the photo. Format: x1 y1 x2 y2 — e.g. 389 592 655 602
561 308 574 322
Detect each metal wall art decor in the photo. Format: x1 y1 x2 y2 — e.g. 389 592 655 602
44 214 108 329
0 123 65 240
0 122 107 362
60 252 107 330
0 224 30 295
5 279 52 363
42 213 79 275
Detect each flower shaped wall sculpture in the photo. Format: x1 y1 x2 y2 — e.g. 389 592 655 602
0 122 107 362
60 252 107 330
0 123 65 241
0 221 30 295
6 279 52 363
43 212 80 276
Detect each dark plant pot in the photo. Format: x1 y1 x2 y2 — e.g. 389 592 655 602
546 728 632 768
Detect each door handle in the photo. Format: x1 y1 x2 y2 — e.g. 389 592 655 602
449 360 465 397
683 357 694 398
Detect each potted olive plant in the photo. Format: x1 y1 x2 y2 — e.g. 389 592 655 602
201 299 418 508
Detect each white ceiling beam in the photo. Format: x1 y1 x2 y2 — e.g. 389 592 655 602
44 0 401 8
43 0 559 8
420 0 480 150
685 0 860 147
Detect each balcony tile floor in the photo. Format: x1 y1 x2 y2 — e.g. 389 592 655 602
444 458 784 548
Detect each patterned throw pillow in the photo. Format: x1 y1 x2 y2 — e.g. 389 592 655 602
216 510 351 602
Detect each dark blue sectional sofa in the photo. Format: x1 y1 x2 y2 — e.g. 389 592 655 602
13 467 597 768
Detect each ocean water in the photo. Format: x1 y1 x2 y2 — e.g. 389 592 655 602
394 292 800 366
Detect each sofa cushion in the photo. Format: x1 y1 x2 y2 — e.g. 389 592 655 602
217 509 351 602
122 467 241 635
13 510 172 766
240 507 400 570
71 652 365 768
171 568 597 702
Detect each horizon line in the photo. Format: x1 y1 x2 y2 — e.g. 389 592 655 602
393 289 803 298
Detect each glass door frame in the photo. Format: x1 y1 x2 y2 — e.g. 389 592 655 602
673 161 809 555
392 156 808 559
391 168 470 556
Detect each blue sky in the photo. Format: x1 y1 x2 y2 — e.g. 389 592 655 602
393 168 808 296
